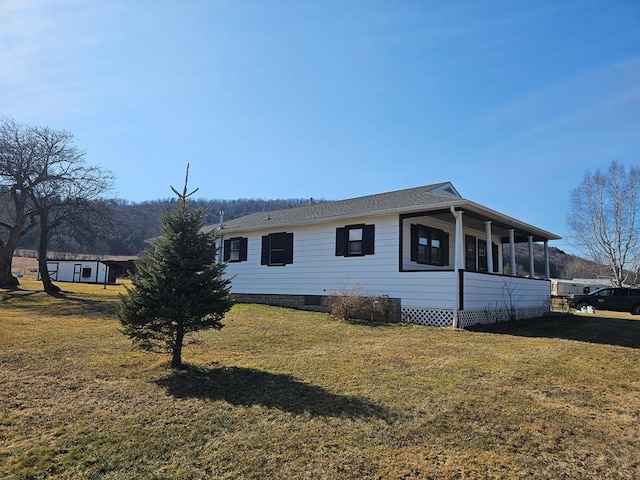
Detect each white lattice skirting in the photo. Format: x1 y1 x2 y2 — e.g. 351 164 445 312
401 308 454 327
402 306 550 327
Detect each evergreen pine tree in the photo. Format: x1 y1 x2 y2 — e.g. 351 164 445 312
118 166 233 368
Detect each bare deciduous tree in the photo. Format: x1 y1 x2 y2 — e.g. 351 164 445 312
29 127 114 293
568 161 640 287
0 118 41 287
0 117 113 290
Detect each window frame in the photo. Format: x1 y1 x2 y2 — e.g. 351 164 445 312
223 237 248 262
410 224 449 267
335 224 375 257
261 232 294 266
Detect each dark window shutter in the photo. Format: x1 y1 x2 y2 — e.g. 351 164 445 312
223 239 231 261
441 231 449 266
239 237 248 261
363 224 375 255
492 243 499 272
261 235 269 265
335 227 346 256
410 224 418 262
284 233 294 264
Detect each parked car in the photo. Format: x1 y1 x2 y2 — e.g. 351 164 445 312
567 287 640 315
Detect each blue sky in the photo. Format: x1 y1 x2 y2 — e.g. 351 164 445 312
1 0 639 253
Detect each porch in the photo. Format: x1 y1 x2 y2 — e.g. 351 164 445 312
400 270 551 327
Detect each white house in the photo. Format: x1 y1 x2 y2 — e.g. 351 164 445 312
204 182 560 327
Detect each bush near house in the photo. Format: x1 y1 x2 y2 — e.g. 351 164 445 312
328 285 391 323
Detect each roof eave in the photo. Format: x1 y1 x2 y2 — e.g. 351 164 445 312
460 200 561 241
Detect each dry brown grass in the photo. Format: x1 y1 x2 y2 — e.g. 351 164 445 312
1 280 639 479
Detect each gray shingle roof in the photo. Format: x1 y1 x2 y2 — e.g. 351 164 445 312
207 182 462 232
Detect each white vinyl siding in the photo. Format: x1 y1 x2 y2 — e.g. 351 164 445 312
462 272 550 309
224 215 459 309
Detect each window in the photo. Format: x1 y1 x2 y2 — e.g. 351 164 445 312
81 267 92 278
335 224 375 256
261 232 294 266
478 239 487 271
596 289 613 297
465 235 477 271
348 227 363 254
223 237 248 262
230 239 241 260
411 224 449 266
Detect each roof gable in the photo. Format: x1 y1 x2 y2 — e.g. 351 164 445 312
431 182 460 198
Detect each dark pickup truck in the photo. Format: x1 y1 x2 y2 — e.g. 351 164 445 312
568 287 640 315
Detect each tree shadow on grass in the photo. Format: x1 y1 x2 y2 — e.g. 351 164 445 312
1 288 116 318
1 288 40 302
468 314 640 349
155 364 392 420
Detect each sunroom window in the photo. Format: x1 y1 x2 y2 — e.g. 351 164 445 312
411 224 449 266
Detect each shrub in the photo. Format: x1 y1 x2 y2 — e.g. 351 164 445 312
328 285 390 323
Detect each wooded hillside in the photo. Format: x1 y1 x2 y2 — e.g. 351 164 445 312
17 198 313 256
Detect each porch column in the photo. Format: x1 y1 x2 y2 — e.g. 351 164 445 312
509 229 516 276
451 209 464 271
528 235 535 278
450 207 464 328
457 212 465 269
484 221 493 273
544 240 550 280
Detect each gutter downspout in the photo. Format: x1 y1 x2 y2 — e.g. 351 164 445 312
218 210 225 263
450 206 463 328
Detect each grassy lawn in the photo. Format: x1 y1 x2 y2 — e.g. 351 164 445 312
1 280 639 479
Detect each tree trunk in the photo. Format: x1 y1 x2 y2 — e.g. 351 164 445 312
37 253 60 294
36 210 60 294
0 216 24 288
171 322 185 368
0 249 18 288
0 227 23 288
0 189 36 288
